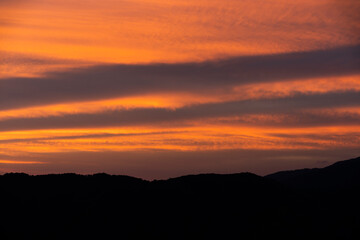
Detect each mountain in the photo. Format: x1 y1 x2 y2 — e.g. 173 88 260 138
266 156 360 190
0 157 359 239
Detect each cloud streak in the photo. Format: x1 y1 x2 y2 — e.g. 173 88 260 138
0 131 185 144
1 91 359 131
1 45 359 111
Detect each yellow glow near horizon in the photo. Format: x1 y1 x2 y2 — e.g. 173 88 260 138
0 160 43 164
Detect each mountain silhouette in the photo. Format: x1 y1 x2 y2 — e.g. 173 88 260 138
266 156 360 189
0 157 359 239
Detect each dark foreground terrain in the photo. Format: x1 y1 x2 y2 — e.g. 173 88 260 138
1 157 360 239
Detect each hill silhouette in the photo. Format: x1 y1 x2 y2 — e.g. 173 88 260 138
0 157 359 239
266 156 360 189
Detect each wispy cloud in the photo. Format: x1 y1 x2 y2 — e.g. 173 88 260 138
0 160 43 164
0 131 185 144
0 91 359 131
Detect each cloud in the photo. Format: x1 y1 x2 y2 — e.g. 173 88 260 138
0 51 96 78
0 131 184 144
0 51 90 66
1 45 359 111
267 132 360 142
1 91 359 131
215 112 360 128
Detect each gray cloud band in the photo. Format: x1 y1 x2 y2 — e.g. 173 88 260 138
0 91 359 131
1 45 359 111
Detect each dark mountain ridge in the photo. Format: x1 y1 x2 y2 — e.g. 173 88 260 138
266 156 360 190
0 157 359 239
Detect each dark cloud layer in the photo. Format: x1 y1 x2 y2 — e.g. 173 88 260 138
1 45 359 111
1 91 359 131
217 111 360 128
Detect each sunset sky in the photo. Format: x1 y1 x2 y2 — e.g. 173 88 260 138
1 0 359 179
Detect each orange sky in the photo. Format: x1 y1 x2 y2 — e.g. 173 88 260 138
0 0 359 179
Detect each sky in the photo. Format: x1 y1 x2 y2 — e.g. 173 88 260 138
0 0 359 179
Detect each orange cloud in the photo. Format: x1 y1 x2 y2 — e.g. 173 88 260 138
1 0 359 76
1 123 359 157
0 160 43 164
